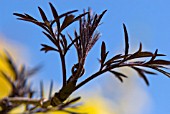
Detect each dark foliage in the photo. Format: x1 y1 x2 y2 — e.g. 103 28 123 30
0 2 170 113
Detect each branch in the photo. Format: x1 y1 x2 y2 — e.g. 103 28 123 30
3 97 51 108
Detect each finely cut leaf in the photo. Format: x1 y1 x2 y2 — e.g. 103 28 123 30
4 51 18 80
41 44 59 53
132 67 150 85
110 70 128 82
152 60 170 65
148 66 170 78
123 23 129 56
38 7 48 22
101 41 106 60
42 32 57 45
60 15 75 32
49 2 60 29
24 14 37 21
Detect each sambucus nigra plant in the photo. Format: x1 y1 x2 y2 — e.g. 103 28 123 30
1 2 170 113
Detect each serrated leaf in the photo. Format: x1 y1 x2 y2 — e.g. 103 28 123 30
123 23 129 56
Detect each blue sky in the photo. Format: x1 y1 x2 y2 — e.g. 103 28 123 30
1 0 170 114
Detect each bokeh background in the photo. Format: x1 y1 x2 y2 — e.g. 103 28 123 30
1 0 170 114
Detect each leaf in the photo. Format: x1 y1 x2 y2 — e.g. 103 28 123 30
26 65 42 78
42 32 56 45
132 67 150 85
91 10 107 33
24 13 37 21
58 97 81 110
38 7 48 23
150 49 158 62
14 13 52 34
60 15 75 32
101 41 106 60
128 43 152 59
157 53 166 56
4 51 18 80
123 23 129 56
138 42 142 52
92 10 107 32
142 69 157 74
152 60 170 65
59 10 78 19
110 70 127 82
137 52 153 57
60 33 67 49
66 34 80 54
104 54 122 66
91 14 98 30
13 13 27 18
0 71 15 88
49 2 60 30
73 12 89 21
148 66 170 78
97 10 107 23
41 44 59 53
18 65 25 79
129 51 153 60
100 42 109 69
138 71 149 86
